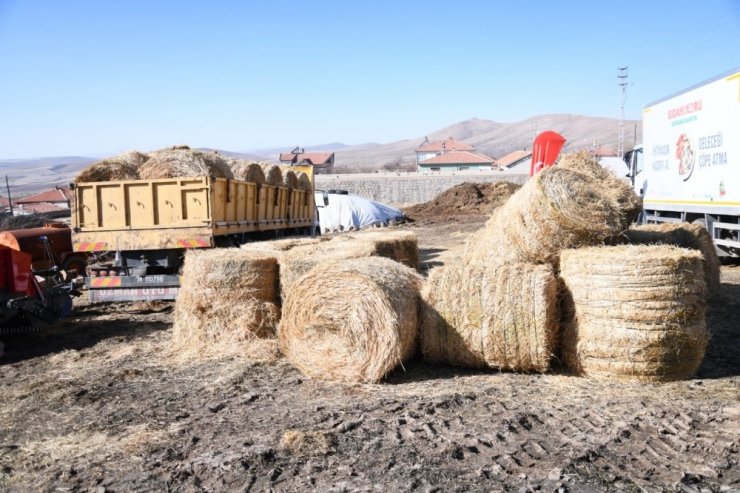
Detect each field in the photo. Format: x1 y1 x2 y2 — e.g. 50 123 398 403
1 217 738 493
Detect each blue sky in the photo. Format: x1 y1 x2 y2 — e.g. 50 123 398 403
0 0 738 158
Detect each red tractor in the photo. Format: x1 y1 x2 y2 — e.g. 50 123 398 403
0 236 81 334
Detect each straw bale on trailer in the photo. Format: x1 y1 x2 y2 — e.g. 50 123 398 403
466 162 640 267
296 171 312 191
421 259 559 371
75 151 147 183
172 249 280 357
262 164 284 186
330 230 419 271
230 160 265 184
279 257 421 383
139 147 234 180
622 222 720 298
560 245 708 382
283 169 299 189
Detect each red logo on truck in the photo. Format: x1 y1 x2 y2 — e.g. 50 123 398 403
675 133 696 181
668 100 702 119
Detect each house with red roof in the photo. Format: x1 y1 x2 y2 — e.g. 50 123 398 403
494 150 533 172
14 187 72 216
416 137 494 172
279 147 335 174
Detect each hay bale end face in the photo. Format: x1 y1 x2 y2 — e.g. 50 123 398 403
622 222 721 298
296 171 312 191
75 151 147 183
421 259 559 371
279 257 421 383
560 244 708 382
283 169 298 189
262 165 284 186
172 249 280 356
230 160 265 184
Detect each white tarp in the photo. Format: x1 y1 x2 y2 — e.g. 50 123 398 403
599 156 630 181
314 192 404 233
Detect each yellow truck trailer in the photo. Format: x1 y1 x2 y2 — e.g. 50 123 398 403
71 166 315 301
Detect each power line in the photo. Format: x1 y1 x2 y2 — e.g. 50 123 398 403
618 66 629 158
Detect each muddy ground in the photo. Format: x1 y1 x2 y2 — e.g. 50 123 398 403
1 218 739 493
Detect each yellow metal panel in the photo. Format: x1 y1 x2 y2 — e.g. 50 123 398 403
125 182 154 228
76 185 99 228
98 185 126 229
258 185 267 223
153 182 183 226
246 182 257 222
210 179 227 222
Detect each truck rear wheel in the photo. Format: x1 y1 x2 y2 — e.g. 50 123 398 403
61 254 88 278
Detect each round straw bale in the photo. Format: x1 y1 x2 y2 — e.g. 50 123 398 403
172 249 280 356
421 259 559 371
262 165 284 186
560 244 708 382
330 230 419 271
296 171 312 191
466 165 639 267
557 151 642 224
621 222 720 298
279 256 421 383
139 147 234 179
283 169 299 189
75 151 147 183
230 159 266 184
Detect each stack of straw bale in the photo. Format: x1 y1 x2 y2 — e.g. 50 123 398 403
421 258 559 371
139 147 234 180
296 171 312 191
262 165 284 186
283 169 299 189
560 245 708 382
172 249 280 356
622 222 720 298
279 257 421 383
75 151 147 183
466 152 640 267
230 160 266 184
330 230 419 271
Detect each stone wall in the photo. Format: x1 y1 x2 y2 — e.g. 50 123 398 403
315 172 529 206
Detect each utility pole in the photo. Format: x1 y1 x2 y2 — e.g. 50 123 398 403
618 66 629 158
5 175 13 215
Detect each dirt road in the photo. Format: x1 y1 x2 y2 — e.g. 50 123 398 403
1 220 738 492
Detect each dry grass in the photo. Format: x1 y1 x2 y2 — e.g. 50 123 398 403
621 222 721 298
262 164 284 186
466 155 640 267
230 160 266 184
139 147 234 179
421 259 559 371
279 257 422 383
329 230 419 271
172 248 280 359
279 430 334 456
560 244 708 382
75 151 147 183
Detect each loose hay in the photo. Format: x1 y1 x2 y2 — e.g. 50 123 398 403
279 430 334 456
230 160 265 184
560 245 708 382
279 257 421 383
296 171 312 191
172 249 280 358
421 259 559 371
283 169 298 189
139 147 234 179
466 164 640 267
262 164 284 186
75 151 147 183
621 222 721 298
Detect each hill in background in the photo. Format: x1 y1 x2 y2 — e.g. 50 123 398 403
0 114 640 196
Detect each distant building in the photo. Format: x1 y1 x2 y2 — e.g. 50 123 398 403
417 150 495 173
494 150 532 173
589 146 618 158
279 147 335 174
14 187 72 216
415 137 476 169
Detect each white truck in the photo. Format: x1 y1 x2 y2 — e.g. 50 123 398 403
628 67 740 255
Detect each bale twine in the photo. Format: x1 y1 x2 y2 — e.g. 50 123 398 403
557 151 642 224
172 249 280 357
262 164 284 186
139 147 234 179
279 256 421 383
421 259 559 371
296 171 312 191
283 169 299 189
466 165 639 267
560 245 708 382
622 223 720 299
75 151 147 183
330 230 419 271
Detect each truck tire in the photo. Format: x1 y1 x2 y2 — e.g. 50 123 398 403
61 254 88 278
